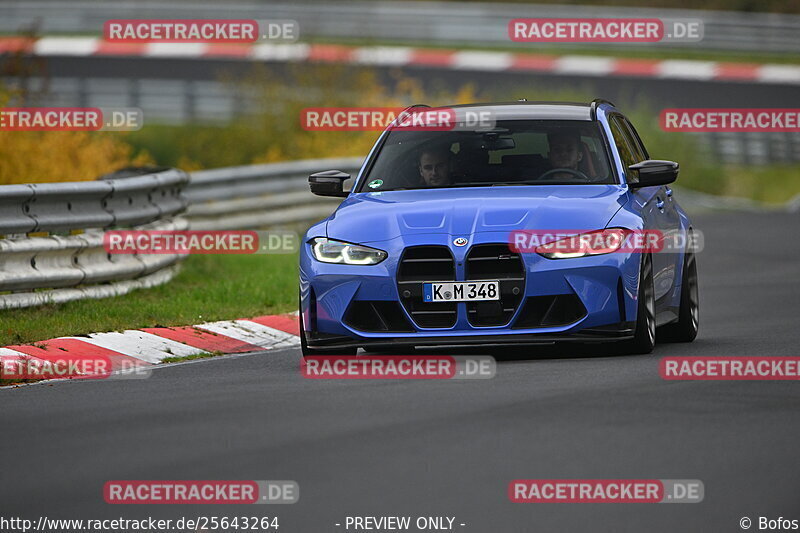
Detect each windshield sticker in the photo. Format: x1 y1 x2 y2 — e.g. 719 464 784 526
368 179 384 189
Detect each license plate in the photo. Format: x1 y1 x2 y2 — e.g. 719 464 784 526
423 281 500 302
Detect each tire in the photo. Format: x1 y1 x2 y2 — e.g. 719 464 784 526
659 245 699 343
619 253 656 355
299 294 357 357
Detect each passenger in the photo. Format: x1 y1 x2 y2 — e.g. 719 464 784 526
546 131 584 179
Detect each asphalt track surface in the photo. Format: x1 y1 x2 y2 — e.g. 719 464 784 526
42 56 800 108
2 207 800 532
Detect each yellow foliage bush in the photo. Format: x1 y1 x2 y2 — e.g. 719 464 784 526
229 65 481 166
0 130 154 184
0 87 153 185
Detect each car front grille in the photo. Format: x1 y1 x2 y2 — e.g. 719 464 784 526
397 246 457 328
465 244 525 327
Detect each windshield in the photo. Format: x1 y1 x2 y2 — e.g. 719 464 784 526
358 120 615 192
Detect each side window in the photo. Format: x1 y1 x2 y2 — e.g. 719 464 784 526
609 116 638 182
619 116 649 161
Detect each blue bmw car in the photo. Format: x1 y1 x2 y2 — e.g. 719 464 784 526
299 100 699 356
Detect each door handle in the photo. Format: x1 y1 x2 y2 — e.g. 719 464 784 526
656 197 665 209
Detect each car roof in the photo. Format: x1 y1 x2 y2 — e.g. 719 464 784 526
422 101 604 121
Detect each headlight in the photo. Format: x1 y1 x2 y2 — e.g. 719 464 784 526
536 228 631 259
309 238 387 265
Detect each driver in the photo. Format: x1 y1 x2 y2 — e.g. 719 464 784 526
418 147 453 187
546 131 583 179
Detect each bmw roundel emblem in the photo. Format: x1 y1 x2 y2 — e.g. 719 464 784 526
453 237 468 247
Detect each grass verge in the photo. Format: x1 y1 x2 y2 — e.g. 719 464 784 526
161 350 227 364
683 165 800 204
0 378 39 387
0 253 299 346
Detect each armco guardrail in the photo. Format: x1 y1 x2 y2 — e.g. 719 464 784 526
185 157 363 230
0 168 190 310
0 158 362 310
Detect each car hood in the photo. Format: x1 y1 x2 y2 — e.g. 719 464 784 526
326 186 629 243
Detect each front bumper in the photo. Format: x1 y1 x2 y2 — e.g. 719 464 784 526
300 233 643 348
307 325 635 349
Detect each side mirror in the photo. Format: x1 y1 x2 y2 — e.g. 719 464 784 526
628 160 679 189
309 170 350 198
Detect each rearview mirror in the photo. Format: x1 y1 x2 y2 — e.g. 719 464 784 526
309 170 350 198
628 160 679 188
482 131 515 151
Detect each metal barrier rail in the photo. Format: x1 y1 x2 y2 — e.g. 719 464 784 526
0 168 188 235
185 157 363 230
0 158 361 309
0 168 191 310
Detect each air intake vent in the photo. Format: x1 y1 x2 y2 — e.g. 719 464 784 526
397 246 457 328
465 244 525 327
344 301 415 333
512 294 587 329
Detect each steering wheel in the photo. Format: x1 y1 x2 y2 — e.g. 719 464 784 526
538 168 591 181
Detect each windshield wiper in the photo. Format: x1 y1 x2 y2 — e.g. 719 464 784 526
490 180 588 186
